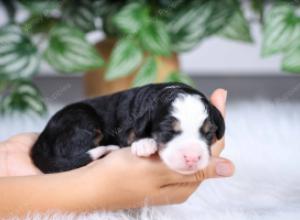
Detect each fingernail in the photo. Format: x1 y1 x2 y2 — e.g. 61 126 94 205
216 161 232 177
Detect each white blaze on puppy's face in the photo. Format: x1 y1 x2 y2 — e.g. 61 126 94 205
158 94 210 174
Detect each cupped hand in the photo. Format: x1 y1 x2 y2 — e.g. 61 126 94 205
85 89 234 210
0 89 234 210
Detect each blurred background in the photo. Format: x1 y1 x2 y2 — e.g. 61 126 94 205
0 0 299 139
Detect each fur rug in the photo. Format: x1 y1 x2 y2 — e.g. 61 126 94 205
2 101 300 220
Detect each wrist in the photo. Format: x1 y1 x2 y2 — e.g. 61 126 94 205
0 142 9 176
76 161 113 211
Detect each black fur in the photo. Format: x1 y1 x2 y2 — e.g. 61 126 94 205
31 83 225 173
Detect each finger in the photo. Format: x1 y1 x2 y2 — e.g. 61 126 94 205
153 182 199 205
211 139 225 156
154 157 234 205
6 133 39 152
210 89 227 156
210 88 227 117
166 157 235 184
7 133 39 144
201 157 235 179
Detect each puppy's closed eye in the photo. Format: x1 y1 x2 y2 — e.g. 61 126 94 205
200 119 217 140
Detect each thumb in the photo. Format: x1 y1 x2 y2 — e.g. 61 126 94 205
210 89 227 117
191 157 235 182
166 157 235 184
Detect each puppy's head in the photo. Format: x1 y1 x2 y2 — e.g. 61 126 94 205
152 93 225 174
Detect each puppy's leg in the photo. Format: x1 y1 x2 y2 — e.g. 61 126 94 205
31 103 108 173
88 145 120 160
131 138 157 157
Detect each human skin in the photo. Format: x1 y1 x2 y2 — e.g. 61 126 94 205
0 89 234 218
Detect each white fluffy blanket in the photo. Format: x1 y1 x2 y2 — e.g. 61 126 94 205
3 101 300 220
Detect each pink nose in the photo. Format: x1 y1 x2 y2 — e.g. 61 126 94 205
183 153 201 166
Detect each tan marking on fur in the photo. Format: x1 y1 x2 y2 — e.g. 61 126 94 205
202 119 214 134
172 120 182 132
127 130 136 145
93 129 103 146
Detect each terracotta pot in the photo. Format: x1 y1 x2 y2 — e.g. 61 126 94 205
84 38 180 97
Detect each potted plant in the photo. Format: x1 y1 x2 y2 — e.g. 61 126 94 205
0 0 300 115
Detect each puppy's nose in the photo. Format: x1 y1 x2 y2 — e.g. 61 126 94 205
183 153 201 166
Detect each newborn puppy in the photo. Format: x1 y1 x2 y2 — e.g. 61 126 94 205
31 83 225 174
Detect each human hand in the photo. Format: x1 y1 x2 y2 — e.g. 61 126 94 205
210 88 227 156
0 89 234 211
0 133 41 176
0 88 228 178
84 89 234 210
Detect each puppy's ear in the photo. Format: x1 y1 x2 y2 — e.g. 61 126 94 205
208 104 225 140
134 110 152 136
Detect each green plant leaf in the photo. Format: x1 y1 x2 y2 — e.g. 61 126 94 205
140 20 171 56
165 71 195 87
63 0 96 32
282 47 300 73
93 0 122 17
0 25 40 79
1 0 16 21
133 56 157 87
44 24 104 73
113 2 148 35
219 6 253 43
155 0 185 20
105 38 143 80
18 0 59 14
204 0 234 36
21 15 58 34
0 77 8 93
0 80 47 115
168 0 233 52
251 0 265 23
167 1 211 52
262 5 300 57
93 0 124 36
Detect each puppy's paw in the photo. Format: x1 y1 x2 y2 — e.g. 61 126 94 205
131 138 157 157
88 145 120 160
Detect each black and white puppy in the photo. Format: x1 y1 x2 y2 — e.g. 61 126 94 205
31 83 225 174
